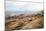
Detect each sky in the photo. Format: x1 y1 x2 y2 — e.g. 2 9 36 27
6 0 43 2
5 0 43 11
5 0 43 16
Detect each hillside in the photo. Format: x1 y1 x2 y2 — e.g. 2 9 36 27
5 13 44 31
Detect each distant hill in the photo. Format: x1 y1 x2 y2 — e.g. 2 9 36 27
5 10 44 17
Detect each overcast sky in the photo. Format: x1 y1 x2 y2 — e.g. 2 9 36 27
6 0 43 2
5 0 43 11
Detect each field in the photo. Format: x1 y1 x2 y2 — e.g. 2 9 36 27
5 12 44 31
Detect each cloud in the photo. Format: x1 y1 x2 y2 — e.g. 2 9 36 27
6 0 43 2
8 0 43 2
16 2 43 11
6 1 43 11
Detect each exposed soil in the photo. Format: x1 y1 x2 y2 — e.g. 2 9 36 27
5 15 44 31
